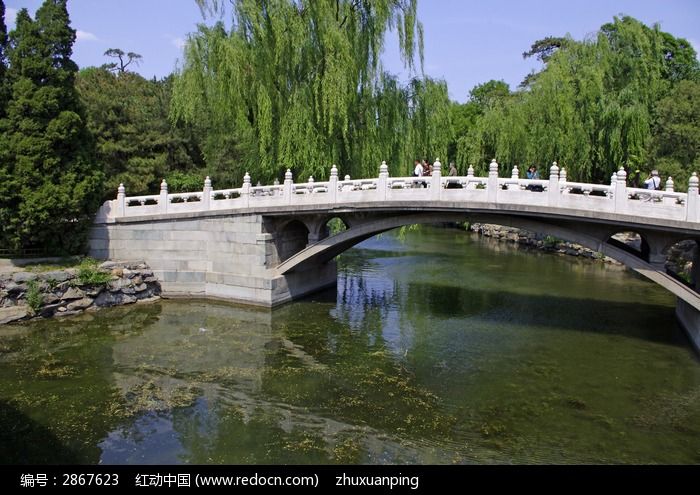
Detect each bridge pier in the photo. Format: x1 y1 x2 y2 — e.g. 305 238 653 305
89 213 337 307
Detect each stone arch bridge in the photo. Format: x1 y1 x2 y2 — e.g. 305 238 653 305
90 161 700 351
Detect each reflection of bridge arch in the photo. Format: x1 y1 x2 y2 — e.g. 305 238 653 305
275 210 700 312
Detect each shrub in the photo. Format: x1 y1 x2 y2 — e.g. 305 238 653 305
25 281 43 314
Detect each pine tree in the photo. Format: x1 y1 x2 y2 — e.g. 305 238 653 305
0 0 103 254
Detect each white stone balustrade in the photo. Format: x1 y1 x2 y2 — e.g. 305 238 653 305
94 161 700 226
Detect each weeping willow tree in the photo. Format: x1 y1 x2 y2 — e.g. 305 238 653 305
459 16 699 183
172 0 452 185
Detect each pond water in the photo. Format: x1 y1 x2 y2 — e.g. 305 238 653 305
1 226 698 464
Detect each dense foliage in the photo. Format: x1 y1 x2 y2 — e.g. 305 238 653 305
458 16 700 185
172 0 453 183
0 0 103 254
76 68 204 198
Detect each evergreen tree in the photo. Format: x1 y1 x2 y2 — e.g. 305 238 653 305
0 0 8 115
0 0 103 254
77 67 204 198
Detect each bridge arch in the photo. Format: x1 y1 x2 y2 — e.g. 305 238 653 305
274 211 700 312
275 220 310 262
605 230 651 262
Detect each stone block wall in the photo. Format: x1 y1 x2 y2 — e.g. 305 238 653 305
90 213 336 307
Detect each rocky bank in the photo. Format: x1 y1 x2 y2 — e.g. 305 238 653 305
469 222 697 282
0 261 161 325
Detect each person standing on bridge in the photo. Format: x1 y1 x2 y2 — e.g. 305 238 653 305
446 162 462 189
413 159 423 177
644 170 661 190
629 169 642 189
641 169 661 202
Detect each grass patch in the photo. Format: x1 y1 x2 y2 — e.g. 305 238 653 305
23 257 82 273
77 258 112 285
25 281 43 313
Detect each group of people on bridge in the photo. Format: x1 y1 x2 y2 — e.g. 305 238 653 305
412 159 664 192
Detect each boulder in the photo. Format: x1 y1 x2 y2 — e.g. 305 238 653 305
0 305 29 324
108 278 133 292
4 282 22 296
134 283 148 292
67 297 94 311
99 261 121 270
143 276 158 283
12 272 38 283
39 303 64 318
85 286 104 297
39 271 73 283
55 281 72 292
132 276 143 285
42 293 60 305
61 287 85 300
111 268 123 277
56 310 82 317
94 291 137 307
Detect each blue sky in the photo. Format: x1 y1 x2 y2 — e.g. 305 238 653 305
6 0 700 102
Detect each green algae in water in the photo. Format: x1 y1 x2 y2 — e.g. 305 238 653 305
0 227 699 464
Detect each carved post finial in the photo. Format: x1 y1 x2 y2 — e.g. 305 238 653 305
243 172 251 185
616 167 627 184
159 179 168 213
204 176 211 188
487 159 499 202
508 165 519 190
379 160 388 176
665 176 674 192
687 173 699 221
283 169 293 203
116 183 126 217
548 162 560 206
329 164 339 202
550 161 559 177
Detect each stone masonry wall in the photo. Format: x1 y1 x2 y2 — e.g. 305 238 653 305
0 261 161 325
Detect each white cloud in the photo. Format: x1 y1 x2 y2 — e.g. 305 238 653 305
6 7 18 27
76 30 99 42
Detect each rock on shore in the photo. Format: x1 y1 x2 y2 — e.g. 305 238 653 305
0 261 161 325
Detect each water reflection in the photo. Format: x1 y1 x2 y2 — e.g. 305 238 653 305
0 227 698 464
